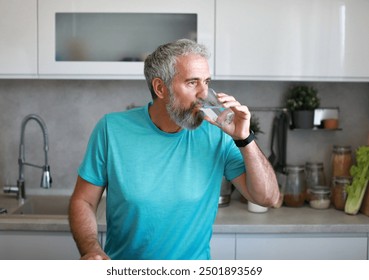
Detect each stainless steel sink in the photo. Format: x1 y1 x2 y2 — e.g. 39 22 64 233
11 195 70 216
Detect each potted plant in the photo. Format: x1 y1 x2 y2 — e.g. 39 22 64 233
285 85 320 128
250 114 263 137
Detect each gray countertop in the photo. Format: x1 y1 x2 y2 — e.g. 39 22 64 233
214 199 369 234
1 194 368 234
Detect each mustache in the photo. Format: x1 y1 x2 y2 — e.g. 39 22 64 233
191 99 205 109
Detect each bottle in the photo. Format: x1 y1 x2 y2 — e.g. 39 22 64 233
331 176 352 211
305 162 326 201
283 165 306 207
331 145 352 177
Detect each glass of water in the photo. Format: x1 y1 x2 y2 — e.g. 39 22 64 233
200 88 234 126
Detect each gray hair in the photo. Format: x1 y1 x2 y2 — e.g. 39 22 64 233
144 39 210 100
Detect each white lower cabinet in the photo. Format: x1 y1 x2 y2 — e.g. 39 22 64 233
210 233 236 260
101 232 368 260
101 233 237 260
236 233 368 260
0 231 80 260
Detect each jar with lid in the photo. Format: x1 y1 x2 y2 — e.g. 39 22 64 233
331 145 352 177
331 176 352 210
309 186 331 209
305 162 326 201
283 165 306 207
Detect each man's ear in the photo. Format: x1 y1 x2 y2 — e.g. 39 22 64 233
152 78 167 99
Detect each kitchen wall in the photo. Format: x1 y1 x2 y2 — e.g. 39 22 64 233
0 79 368 195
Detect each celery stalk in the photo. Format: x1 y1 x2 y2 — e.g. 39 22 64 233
344 146 369 215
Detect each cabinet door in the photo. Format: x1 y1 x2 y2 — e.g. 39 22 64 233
210 233 236 260
101 232 235 260
236 233 367 260
0 0 37 77
215 0 369 81
39 0 214 79
0 231 80 260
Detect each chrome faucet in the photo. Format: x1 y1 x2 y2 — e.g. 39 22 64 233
4 114 52 201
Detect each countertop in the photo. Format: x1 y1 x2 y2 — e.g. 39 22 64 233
1 194 368 234
214 199 369 234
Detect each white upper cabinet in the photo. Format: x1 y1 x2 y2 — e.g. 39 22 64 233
2 0 369 80
0 0 37 77
38 0 215 79
215 0 369 81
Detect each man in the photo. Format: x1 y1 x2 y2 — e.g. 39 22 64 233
69 39 280 260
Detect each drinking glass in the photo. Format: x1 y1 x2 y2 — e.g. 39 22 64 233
200 88 234 126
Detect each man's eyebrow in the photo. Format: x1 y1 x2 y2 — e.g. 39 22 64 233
185 77 200 82
184 77 211 82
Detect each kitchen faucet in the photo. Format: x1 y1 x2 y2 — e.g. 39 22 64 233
4 114 52 201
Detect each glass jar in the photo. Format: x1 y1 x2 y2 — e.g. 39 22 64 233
309 186 331 209
305 162 326 201
331 176 352 211
331 145 352 177
283 165 306 207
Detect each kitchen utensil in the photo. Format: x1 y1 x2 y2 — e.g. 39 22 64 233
280 110 289 168
274 111 289 173
268 117 278 167
274 111 289 191
218 177 234 207
275 114 283 173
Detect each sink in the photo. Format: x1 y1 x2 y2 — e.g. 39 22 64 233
11 195 70 216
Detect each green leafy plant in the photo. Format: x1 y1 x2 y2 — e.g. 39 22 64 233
345 146 369 215
250 114 263 136
285 85 320 111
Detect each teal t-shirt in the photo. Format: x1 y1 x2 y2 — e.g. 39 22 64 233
78 103 245 260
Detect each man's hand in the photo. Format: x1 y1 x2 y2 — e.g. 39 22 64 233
81 251 110 260
203 93 251 140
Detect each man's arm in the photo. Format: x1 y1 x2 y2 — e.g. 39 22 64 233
206 92 281 207
69 176 109 260
232 139 281 207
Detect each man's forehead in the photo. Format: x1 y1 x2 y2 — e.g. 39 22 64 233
175 55 210 79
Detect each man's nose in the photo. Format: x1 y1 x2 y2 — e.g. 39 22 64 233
197 85 208 100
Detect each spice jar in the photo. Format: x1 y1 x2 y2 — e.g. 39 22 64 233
331 176 352 211
305 162 326 201
283 165 306 207
309 186 331 209
331 145 352 177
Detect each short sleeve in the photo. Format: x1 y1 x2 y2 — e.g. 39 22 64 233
223 136 246 181
78 116 108 187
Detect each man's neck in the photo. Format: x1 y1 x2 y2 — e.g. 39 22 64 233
148 101 182 133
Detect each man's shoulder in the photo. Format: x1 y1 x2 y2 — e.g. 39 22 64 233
105 106 146 122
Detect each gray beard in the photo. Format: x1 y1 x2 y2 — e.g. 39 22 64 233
166 88 204 130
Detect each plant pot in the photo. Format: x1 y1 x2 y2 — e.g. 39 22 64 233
292 110 314 129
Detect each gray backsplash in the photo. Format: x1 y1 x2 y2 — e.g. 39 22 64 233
0 79 368 196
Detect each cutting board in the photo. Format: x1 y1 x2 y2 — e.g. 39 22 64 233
359 181 369 216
